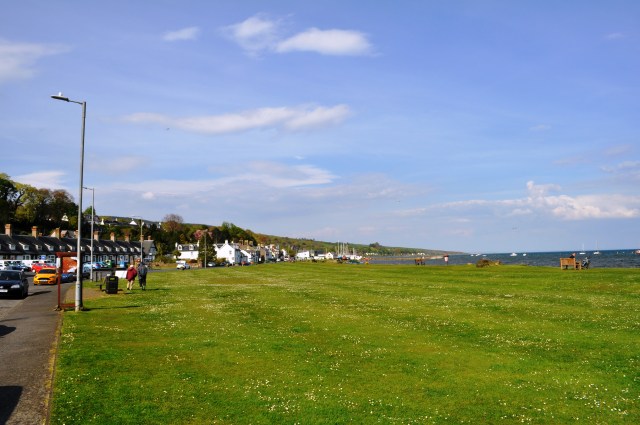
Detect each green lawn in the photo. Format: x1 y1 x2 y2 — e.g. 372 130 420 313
51 263 640 424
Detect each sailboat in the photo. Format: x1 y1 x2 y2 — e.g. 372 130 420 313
592 241 600 255
579 244 586 255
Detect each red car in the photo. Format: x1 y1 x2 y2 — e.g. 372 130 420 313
31 262 55 273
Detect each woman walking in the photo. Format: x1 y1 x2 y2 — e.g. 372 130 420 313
125 264 137 291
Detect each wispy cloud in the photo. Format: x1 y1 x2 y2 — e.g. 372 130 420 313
222 14 373 56
110 161 338 202
123 104 351 134
0 38 69 84
529 124 551 132
163 26 201 42
601 160 640 181
14 171 67 190
604 32 625 40
221 14 281 55
603 144 632 157
276 28 373 56
398 181 640 220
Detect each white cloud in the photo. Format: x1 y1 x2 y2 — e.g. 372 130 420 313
276 28 373 56
284 104 352 130
601 160 640 181
0 39 69 83
529 124 551 132
604 32 625 40
221 14 280 55
399 181 640 220
601 161 640 173
163 27 201 42
111 161 337 199
96 156 145 174
14 171 67 190
123 104 351 134
222 15 373 56
603 144 632 157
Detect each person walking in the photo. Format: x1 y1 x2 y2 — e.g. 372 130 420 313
137 262 148 290
125 264 137 292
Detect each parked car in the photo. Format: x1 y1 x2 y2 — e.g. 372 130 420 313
60 271 75 283
32 262 55 273
34 268 57 285
67 265 91 279
176 262 191 270
0 270 29 298
10 262 32 272
88 261 108 269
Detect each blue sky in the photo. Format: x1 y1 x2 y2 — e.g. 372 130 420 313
1 1 639 253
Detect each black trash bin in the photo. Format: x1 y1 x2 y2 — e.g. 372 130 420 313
105 275 119 294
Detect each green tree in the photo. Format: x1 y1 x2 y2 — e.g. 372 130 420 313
172 249 181 261
0 174 20 224
196 229 216 266
163 213 184 233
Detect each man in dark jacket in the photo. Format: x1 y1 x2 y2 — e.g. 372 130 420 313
137 262 148 290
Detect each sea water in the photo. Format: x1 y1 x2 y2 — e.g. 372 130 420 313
370 250 640 268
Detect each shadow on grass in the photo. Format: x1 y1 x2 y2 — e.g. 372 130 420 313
82 305 142 311
0 386 22 423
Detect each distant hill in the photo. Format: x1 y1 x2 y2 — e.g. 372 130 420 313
252 232 461 257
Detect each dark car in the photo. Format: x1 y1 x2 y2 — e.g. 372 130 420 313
10 262 32 272
0 270 29 298
61 272 75 283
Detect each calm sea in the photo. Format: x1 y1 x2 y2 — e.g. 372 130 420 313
369 249 640 268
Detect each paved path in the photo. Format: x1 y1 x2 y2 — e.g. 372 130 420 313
0 281 72 425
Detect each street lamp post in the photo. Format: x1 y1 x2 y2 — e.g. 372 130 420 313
83 186 95 281
52 92 86 312
130 217 144 263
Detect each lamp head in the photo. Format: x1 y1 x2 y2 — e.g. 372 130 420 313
51 92 70 102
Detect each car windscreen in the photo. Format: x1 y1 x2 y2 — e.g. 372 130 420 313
38 269 56 275
0 271 21 280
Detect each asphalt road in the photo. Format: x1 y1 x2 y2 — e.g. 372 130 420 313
0 277 72 425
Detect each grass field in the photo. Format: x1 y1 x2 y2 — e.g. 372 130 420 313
51 263 639 424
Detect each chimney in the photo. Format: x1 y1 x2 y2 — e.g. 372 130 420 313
110 232 115 242
54 227 61 239
125 234 130 242
5 224 11 236
94 230 100 241
32 226 38 237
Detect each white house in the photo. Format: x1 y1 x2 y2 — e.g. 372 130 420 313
214 240 242 265
176 242 199 261
295 250 311 261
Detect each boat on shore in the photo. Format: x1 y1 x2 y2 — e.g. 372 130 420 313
336 242 362 263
